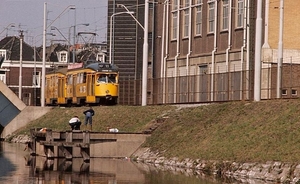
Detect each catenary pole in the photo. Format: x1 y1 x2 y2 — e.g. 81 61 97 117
276 0 284 98
41 2 47 107
254 0 263 101
142 1 149 106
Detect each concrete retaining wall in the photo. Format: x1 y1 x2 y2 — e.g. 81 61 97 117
1 106 52 138
0 80 52 138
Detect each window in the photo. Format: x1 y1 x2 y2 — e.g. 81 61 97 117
83 73 86 83
222 0 229 30
184 0 189 7
172 12 178 40
0 49 6 60
282 89 287 95
77 73 83 83
183 0 190 38
60 52 67 63
208 1 215 33
0 71 6 83
32 71 41 87
171 0 178 40
183 9 189 38
97 74 117 83
98 74 107 83
237 0 244 28
96 54 104 62
195 0 203 35
67 75 73 85
108 74 117 83
172 0 178 10
292 89 297 96
199 65 208 74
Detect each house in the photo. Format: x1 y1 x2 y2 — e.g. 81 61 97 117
0 36 45 106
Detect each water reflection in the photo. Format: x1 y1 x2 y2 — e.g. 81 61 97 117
0 142 221 184
24 156 146 183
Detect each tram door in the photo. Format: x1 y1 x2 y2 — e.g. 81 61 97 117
70 74 77 103
86 74 95 102
57 76 65 104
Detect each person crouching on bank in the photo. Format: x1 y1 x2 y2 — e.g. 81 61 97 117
69 116 81 130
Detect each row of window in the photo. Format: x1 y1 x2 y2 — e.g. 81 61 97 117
66 73 117 85
282 89 297 96
0 49 105 63
171 0 245 39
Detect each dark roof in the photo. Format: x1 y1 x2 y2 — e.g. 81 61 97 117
49 43 68 62
77 48 100 62
0 36 42 61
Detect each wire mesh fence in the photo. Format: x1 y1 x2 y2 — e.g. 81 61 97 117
119 64 300 105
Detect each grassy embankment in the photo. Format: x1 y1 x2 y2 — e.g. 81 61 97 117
12 99 300 163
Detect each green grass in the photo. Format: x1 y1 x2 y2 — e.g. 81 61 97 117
11 99 300 163
144 100 300 163
14 105 176 135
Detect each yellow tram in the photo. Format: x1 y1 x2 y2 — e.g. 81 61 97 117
45 60 119 106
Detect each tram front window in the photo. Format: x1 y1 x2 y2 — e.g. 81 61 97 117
98 75 106 83
108 74 116 83
97 74 116 83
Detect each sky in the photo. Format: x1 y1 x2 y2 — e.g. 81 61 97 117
0 0 108 46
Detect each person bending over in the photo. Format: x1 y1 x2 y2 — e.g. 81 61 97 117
69 116 81 130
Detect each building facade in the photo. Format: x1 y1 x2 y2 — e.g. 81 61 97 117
149 0 257 104
111 0 260 105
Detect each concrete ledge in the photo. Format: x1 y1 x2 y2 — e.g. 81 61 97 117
31 130 150 158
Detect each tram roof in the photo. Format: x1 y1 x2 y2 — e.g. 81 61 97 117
46 67 68 75
84 60 119 72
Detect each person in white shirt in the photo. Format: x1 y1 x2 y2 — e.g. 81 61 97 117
69 116 81 130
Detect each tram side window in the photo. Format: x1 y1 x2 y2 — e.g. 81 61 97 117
77 73 83 83
83 73 86 83
67 75 73 84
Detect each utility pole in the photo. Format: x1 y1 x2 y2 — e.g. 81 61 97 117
142 0 149 106
277 0 284 98
19 30 24 99
254 0 263 101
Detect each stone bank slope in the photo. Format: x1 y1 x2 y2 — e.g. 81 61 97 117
132 101 300 184
133 148 300 184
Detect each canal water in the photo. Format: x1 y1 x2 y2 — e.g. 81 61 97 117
0 142 223 184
